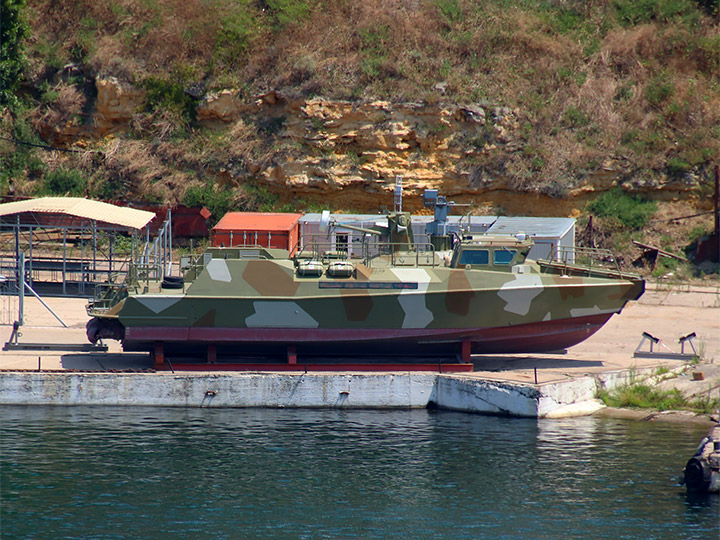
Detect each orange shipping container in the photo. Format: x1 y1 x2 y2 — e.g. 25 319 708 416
211 212 302 255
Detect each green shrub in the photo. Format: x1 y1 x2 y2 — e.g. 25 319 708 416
601 383 682 409
142 76 197 124
645 76 675 107
587 187 657 229
71 16 98 62
564 106 591 128
601 381 718 413
614 84 633 102
613 0 699 25
43 168 87 196
244 183 279 212
666 157 692 176
651 256 680 277
183 182 235 224
0 113 46 191
696 33 720 73
0 0 29 108
358 24 391 80
264 0 314 29
215 6 258 64
436 0 463 24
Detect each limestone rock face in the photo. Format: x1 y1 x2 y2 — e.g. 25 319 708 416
244 95 521 210
196 90 244 123
76 82 701 215
94 77 147 136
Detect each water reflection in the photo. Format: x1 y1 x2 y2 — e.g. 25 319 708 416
1 406 717 540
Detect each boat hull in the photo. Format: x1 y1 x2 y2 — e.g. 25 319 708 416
117 312 612 357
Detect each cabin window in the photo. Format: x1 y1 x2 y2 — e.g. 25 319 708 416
459 249 489 265
493 249 517 265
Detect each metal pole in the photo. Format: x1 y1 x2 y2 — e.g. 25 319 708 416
109 232 113 282
160 221 164 278
92 220 97 286
80 227 85 295
28 225 33 288
131 231 136 285
62 228 67 295
18 253 24 325
23 280 67 327
14 216 20 294
714 164 719 263
168 209 172 276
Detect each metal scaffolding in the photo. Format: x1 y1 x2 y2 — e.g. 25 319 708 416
0 198 162 302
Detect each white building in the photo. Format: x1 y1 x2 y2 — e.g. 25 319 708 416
298 213 575 261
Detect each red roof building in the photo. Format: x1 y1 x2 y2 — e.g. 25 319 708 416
211 212 302 255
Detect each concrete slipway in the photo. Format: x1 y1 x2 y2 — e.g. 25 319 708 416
0 284 718 418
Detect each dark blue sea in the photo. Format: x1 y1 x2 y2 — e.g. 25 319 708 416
1 406 718 540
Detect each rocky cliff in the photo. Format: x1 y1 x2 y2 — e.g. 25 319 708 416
35 76 708 217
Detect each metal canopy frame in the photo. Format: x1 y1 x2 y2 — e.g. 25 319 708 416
2 215 136 297
0 205 171 300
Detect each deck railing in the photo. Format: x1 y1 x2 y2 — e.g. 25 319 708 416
539 245 630 278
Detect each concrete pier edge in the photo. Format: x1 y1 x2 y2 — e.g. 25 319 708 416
0 363 676 418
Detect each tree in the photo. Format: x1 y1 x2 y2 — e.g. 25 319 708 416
0 0 28 108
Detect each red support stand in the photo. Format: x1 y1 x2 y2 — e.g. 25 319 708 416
287 345 297 365
461 339 472 364
153 342 165 370
207 344 217 364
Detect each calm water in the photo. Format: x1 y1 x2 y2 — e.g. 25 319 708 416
1 406 718 540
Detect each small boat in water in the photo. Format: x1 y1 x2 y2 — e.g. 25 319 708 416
86 193 644 362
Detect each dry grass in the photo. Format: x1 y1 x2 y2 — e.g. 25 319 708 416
7 0 717 222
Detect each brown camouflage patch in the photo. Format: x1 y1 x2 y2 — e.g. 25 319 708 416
551 275 586 300
445 269 474 315
193 308 216 327
341 291 374 321
242 261 300 296
354 264 373 281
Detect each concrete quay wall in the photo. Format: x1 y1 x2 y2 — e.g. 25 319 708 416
0 372 438 410
0 370 631 417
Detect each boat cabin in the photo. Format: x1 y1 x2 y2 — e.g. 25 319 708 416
449 234 532 269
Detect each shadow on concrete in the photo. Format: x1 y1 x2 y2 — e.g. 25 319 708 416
61 353 153 371
472 355 604 372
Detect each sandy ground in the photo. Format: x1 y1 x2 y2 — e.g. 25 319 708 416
0 284 718 392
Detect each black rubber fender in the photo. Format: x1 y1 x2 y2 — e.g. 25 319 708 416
86 318 125 343
683 456 712 492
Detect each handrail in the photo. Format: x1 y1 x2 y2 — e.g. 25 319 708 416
539 246 631 278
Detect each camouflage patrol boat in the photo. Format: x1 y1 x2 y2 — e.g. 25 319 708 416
86 196 644 361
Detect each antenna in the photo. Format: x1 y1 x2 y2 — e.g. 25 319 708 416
394 176 403 213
